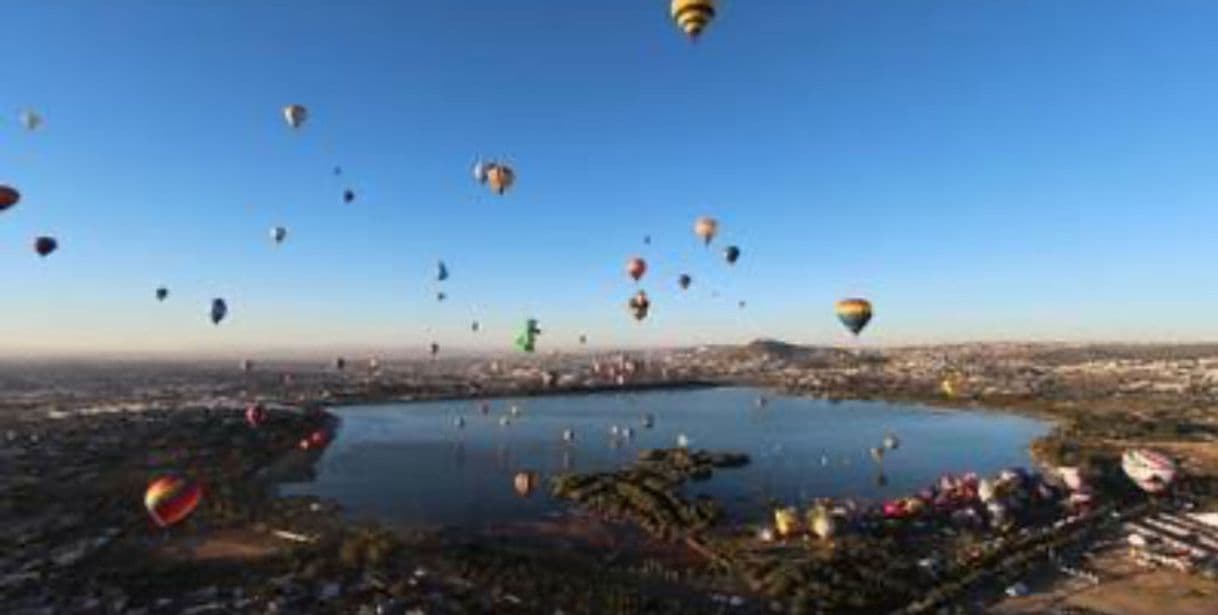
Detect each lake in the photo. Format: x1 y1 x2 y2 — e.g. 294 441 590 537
279 387 1050 529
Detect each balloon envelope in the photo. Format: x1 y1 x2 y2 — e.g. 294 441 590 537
626 257 647 282
694 216 718 245
671 0 716 40
144 476 203 528
283 104 307 129
835 298 873 336
723 245 741 264
0 185 20 211
19 110 43 131
155 287 169 302
246 403 267 427
210 298 228 325
678 274 692 290
34 236 57 257
486 164 515 195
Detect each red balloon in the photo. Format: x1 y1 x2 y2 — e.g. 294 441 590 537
626 257 647 282
0 185 20 211
245 403 267 427
144 476 203 528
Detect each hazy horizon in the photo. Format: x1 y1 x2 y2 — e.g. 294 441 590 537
5 1 1218 356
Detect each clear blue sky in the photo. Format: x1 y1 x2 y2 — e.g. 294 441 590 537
3 1 1218 357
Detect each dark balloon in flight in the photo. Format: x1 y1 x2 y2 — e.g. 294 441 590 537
343 189 355 204
210 298 228 325
723 245 740 265
678 274 692 290
34 236 57 257
156 287 169 302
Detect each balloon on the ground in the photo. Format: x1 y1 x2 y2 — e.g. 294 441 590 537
1121 449 1177 493
34 236 57 257
835 298 873 336
144 476 203 528
514 471 539 497
245 403 267 427
671 0 717 41
283 104 308 129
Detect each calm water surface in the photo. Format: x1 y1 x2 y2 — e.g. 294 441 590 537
280 387 1050 528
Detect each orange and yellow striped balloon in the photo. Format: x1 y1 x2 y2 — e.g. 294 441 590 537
144 476 203 528
671 0 716 41
835 298 873 336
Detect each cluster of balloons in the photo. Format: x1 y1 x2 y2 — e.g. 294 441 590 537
4 111 61 258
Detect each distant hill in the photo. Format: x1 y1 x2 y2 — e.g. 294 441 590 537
739 339 872 366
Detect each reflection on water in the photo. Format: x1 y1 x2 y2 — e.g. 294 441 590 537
279 388 1050 529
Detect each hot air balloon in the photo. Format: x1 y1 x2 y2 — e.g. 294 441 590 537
579 334 588 345
430 342 440 357
870 447 885 464
486 163 515 195
643 235 652 245
333 166 343 176
299 429 330 451
883 431 900 450
436 291 447 302
0 185 20 211
835 298 873 336
808 505 837 540
283 104 308 129
514 471 539 497
473 160 490 185
334 357 346 371
343 189 355 204
270 226 287 244
678 274 692 290
774 507 799 538
144 476 203 528
515 319 541 353
723 245 740 265
19 110 43 131
245 403 267 428
694 216 718 245
626 257 647 282
240 359 254 373
436 261 449 282
1121 449 1177 494
671 0 716 41
34 236 57 257
562 428 576 443
454 416 466 429
471 320 480 333
155 287 169 302
738 300 746 309
676 433 690 448
210 298 228 325
642 413 655 429
628 291 651 321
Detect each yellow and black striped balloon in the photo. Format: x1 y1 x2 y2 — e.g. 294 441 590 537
835 298 873 336
671 0 716 40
